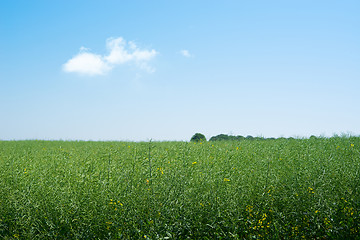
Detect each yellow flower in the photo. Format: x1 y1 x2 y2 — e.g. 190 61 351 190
192 162 197 165
315 210 319 214
351 143 354 147
246 205 253 212
224 178 230 182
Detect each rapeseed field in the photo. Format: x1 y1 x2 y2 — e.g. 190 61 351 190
0 137 359 239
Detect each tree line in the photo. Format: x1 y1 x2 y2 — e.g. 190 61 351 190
190 133 310 142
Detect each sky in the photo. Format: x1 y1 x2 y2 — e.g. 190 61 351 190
1 0 359 141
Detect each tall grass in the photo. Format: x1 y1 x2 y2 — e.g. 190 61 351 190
0 137 359 239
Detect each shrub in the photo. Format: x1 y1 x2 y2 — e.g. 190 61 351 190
190 133 206 142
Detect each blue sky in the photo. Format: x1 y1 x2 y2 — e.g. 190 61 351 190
1 0 359 141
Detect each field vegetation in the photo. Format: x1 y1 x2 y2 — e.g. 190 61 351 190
0 136 359 239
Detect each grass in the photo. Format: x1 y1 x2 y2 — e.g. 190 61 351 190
0 137 359 239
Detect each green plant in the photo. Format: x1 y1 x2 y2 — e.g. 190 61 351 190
0 137 359 239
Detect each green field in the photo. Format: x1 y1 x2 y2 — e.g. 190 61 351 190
0 137 359 239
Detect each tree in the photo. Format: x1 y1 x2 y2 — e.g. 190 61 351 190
190 133 207 142
246 135 254 140
209 134 245 141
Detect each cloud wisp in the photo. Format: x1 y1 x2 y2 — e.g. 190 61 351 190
63 37 158 76
180 49 193 58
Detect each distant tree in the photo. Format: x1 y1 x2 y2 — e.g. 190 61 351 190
209 134 228 141
209 136 218 141
209 134 246 141
190 133 207 142
236 135 245 141
210 134 225 141
246 135 254 140
254 137 265 141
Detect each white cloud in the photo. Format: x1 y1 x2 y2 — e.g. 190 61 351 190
63 37 158 76
63 52 110 76
180 49 192 58
105 37 132 64
105 37 158 65
79 46 91 52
